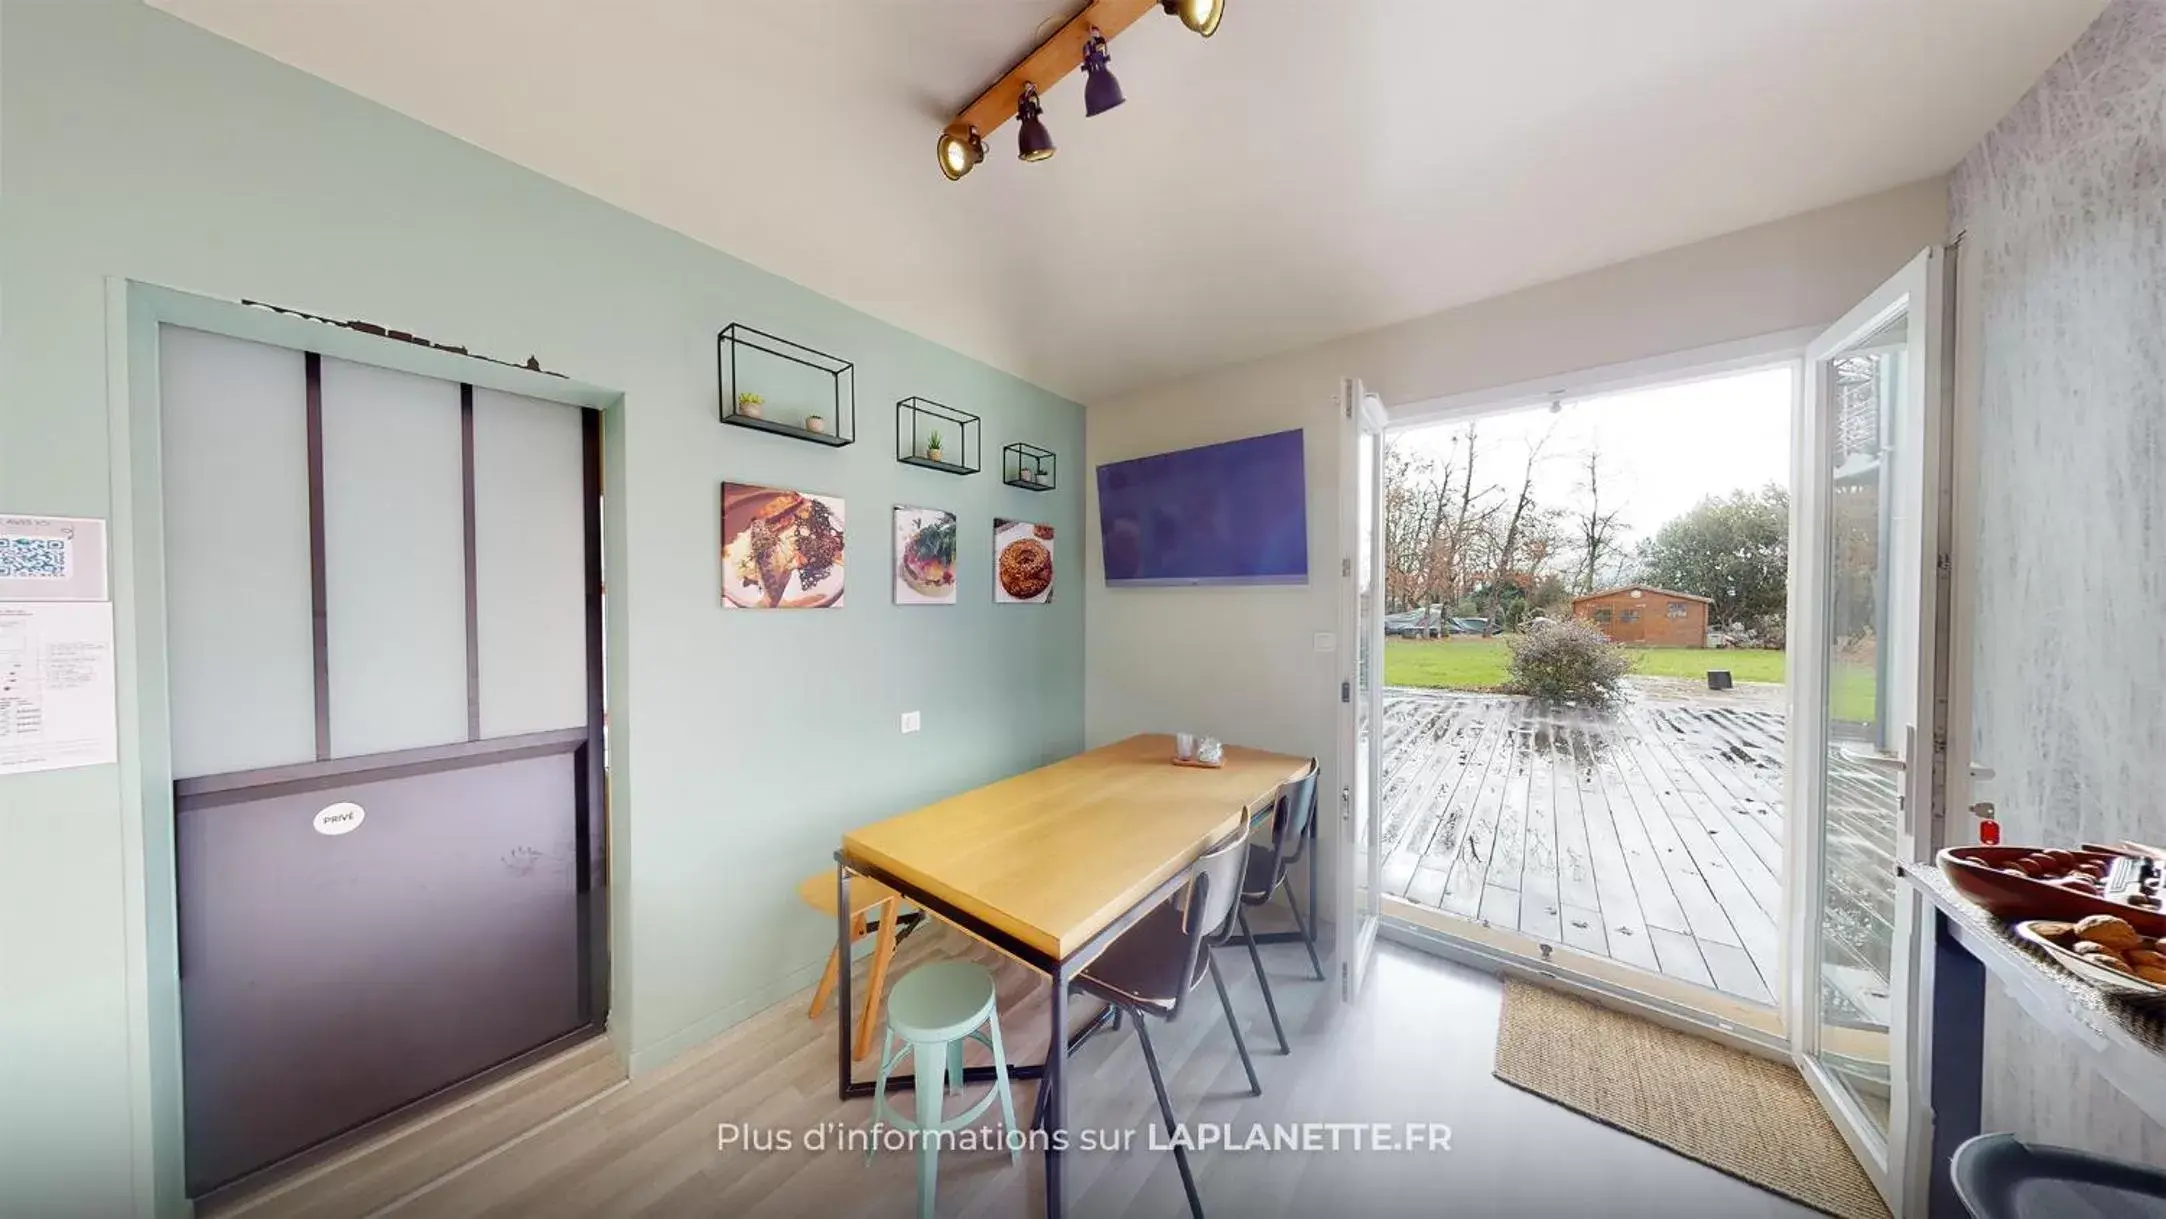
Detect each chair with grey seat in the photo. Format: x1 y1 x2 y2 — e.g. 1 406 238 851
1226 760 1323 1054
1951 1132 2166 1218
1071 825 1261 1219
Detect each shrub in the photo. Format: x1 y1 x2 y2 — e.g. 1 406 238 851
1750 612 1787 651
1506 618 1631 706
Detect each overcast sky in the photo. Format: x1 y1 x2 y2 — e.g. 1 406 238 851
1394 365 1794 552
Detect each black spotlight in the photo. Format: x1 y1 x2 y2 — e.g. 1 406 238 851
1082 28 1124 117
1161 0 1224 38
1016 82 1055 162
936 126 987 181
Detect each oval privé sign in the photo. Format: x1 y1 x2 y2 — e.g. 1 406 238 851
312 801 365 836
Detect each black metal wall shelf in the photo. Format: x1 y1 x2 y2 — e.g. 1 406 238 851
717 323 856 447
1003 442 1056 492
895 398 980 476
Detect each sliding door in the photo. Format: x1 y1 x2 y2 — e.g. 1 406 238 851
160 326 606 1196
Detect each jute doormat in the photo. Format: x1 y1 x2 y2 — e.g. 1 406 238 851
1493 979 1891 1219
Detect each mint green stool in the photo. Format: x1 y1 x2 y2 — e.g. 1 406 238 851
866 960 1020 1219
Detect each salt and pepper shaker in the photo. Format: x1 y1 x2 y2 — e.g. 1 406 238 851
1174 733 1196 761
1196 737 1224 766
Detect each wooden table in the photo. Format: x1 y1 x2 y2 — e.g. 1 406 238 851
833 733 1312 1219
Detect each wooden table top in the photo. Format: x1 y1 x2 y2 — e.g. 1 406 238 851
842 734 1313 961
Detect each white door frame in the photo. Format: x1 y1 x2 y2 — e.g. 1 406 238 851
1336 379 1387 1000
105 279 626 1217
1781 245 1955 1216
1373 338 1810 1052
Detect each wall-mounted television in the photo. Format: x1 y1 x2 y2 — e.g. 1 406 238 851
1096 428 1308 586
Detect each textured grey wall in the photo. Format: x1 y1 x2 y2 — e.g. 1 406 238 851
1949 0 2166 1161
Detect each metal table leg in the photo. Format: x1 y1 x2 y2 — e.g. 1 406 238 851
835 855 853 1101
1045 975 1069 1218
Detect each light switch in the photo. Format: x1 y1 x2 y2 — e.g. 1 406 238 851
1314 632 1337 653
901 711 921 734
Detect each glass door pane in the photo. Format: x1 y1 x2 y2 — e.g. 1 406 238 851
1813 311 1908 1131
1789 245 1947 1212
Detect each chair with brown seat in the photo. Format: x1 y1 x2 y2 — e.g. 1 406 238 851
1072 824 1261 1219
797 871 907 1061
1227 760 1322 1054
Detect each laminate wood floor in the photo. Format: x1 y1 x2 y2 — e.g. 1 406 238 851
376 924 1817 1219
1381 687 1898 1018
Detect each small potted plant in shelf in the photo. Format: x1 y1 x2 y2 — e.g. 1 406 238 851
735 391 764 420
806 414 828 435
926 429 945 464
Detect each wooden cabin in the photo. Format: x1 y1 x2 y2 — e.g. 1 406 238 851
1570 584 1712 647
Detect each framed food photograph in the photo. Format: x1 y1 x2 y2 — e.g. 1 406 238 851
993 518 1054 605
721 482 846 609
893 506 957 605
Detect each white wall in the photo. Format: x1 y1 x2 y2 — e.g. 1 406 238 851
1084 179 1949 918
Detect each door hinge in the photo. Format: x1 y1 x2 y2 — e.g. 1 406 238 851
1936 553 1953 576
1340 680 1351 703
1342 557 1352 577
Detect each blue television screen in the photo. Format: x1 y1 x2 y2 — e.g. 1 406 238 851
1096 429 1308 586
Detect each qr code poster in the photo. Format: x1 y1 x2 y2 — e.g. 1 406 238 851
0 515 106 601
0 537 70 580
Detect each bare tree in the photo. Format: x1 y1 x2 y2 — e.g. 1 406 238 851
1573 442 1627 594
1484 425 1553 626
1449 422 1482 601
1382 437 1469 612
1382 442 1438 610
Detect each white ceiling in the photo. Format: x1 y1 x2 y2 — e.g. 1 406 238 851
152 0 2102 402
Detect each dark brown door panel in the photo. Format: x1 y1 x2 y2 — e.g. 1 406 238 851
179 749 584 1193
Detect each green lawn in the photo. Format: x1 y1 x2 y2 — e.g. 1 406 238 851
1830 661 1878 728
1383 637 1785 692
1384 636 1879 723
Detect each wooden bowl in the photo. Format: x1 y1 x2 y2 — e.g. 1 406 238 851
1938 846 2166 936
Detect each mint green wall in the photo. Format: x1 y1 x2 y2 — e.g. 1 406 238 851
0 2 1084 1214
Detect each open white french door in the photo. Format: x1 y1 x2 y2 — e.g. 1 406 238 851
1784 246 1954 1215
1338 380 1388 1000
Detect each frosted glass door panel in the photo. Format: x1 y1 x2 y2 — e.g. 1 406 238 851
471 388 588 737
158 326 317 779
319 358 468 757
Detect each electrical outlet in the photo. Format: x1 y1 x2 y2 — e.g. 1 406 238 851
901 711 921 734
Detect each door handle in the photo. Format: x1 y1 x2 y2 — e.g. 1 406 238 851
1837 745 1907 774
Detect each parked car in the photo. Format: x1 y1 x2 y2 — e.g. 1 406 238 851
1384 608 1444 638
1446 617 1497 636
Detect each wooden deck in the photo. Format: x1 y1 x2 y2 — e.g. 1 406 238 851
1381 688 1897 1012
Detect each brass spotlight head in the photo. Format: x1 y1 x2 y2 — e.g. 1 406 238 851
936 126 987 181
1161 0 1224 37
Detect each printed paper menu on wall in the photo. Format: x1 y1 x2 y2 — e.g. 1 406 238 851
0 601 117 775
0 514 117 776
